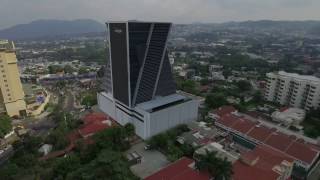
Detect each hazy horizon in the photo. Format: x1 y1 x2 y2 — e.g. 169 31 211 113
1 0 320 29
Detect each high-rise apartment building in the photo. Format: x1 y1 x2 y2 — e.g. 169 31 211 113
98 21 199 139
0 40 26 117
264 71 320 110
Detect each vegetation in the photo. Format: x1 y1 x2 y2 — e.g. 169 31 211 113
236 80 252 92
81 92 98 107
0 115 12 138
48 65 64 74
55 43 108 64
0 122 138 180
205 93 228 109
195 151 233 180
146 124 193 162
176 78 200 95
302 109 320 138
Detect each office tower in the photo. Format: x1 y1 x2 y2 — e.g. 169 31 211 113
0 40 26 116
265 71 320 110
98 21 199 139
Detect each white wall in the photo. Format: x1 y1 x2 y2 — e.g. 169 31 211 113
146 99 198 139
97 93 116 119
98 92 199 140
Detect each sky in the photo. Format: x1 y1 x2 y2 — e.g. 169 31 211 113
1 0 320 29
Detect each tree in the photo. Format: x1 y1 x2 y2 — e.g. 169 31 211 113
124 123 135 139
78 67 89 74
195 151 233 180
64 65 74 74
48 65 64 74
94 126 130 151
178 80 199 95
81 94 97 107
66 149 138 180
236 80 252 91
53 155 80 178
205 94 228 109
0 115 12 138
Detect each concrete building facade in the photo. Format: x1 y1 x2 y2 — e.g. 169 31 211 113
0 40 26 117
265 71 320 110
98 21 199 139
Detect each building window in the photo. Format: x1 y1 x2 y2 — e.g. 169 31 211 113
7 93 10 96
4 79 7 82
2 75 6 78
1 70 4 73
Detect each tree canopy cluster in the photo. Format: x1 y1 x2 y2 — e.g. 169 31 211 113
147 124 194 162
195 151 233 180
0 122 138 180
0 115 12 138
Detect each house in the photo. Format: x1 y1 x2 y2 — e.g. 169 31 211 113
233 145 294 180
144 157 211 180
208 106 237 120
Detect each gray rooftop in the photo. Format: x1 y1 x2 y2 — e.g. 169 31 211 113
136 94 186 112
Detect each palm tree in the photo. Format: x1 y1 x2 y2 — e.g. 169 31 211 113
195 151 233 180
214 157 233 180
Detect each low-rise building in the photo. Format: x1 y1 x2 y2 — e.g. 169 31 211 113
271 108 306 126
194 142 239 163
214 111 320 177
233 145 294 180
144 157 211 180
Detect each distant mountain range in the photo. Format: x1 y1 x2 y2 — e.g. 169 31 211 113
1 19 320 40
0 19 105 40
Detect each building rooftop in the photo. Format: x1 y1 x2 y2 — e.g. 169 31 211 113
211 105 237 117
269 71 320 83
264 132 293 152
144 157 210 180
195 142 239 163
136 94 188 112
233 145 294 180
247 125 276 142
0 40 15 50
216 113 320 165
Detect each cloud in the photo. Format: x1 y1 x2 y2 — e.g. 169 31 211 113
0 0 320 29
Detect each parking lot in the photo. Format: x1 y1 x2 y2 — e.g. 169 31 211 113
126 142 169 179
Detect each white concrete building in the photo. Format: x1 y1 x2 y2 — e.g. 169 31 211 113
271 108 306 126
209 65 225 80
98 92 198 139
265 71 320 110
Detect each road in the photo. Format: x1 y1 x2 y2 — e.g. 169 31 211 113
64 90 75 112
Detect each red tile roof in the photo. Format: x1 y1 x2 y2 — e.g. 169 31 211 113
83 112 108 124
215 110 320 166
286 142 318 165
232 118 256 134
233 145 294 180
79 121 110 137
217 114 239 127
247 125 275 142
144 157 210 180
264 132 293 152
212 106 237 117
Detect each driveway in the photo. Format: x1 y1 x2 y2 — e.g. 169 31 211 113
126 142 169 179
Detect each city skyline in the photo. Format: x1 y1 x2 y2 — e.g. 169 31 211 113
1 0 320 29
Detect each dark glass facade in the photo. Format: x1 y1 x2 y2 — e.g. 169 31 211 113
106 21 176 107
109 23 129 106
